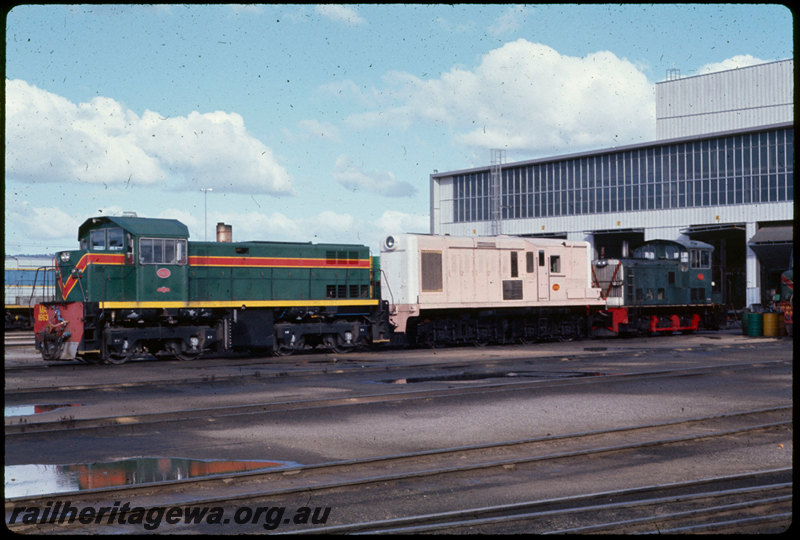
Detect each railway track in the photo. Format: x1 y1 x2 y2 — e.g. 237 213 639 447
302 469 792 534
6 335 791 534
4 332 34 347
5 331 789 395
3 327 774 375
5 407 791 533
5 359 790 436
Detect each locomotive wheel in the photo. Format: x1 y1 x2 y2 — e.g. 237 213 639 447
323 335 355 354
165 340 203 361
172 346 202 362
174 351 202 361
104 351 131 365
274 339 305 356
274 334 305 356
104 339 135 364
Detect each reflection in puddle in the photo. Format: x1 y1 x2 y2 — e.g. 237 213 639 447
5 403 82 417
5 457 297 498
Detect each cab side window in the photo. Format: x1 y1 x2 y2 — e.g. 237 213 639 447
139 238 188 265
550 255 561 274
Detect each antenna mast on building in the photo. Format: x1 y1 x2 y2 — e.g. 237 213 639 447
490 148 506 236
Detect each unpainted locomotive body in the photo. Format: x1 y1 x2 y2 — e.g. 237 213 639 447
380 233 604 346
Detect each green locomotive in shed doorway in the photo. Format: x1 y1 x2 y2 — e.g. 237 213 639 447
591 238 726 335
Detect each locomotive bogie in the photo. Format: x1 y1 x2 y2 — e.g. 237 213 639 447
406 306 590 347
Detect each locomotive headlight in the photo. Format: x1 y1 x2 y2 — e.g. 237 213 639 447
59 252 70 263
383 235 396 251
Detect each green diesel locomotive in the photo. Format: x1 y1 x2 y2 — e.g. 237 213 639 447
34 215 390 363
591 238 725 335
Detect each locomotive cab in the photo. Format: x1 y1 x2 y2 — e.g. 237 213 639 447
35 216 201 363
75 216 189 305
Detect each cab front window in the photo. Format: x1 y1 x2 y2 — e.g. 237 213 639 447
107 228 124 250
90 230 106 250
88 227 124 251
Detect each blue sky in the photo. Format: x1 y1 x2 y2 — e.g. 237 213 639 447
5 4 793 255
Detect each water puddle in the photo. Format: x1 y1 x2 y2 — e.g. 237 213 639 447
380 370 606 384
5 403 82 417
5 457 297 498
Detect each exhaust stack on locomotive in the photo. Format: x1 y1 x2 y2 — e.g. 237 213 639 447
216 222 232 243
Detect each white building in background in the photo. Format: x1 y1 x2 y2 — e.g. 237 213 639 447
429 59 793 309
656 59 793 139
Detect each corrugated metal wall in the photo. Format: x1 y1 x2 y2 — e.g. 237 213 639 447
435 202 793 240
656 59 793 140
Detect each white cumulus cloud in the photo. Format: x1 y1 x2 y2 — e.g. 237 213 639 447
315 4 366 26
488 4 530 36
345 39 656 155
374 210 429 236
333 155 416 198
5 79 294 195
696 55 769 75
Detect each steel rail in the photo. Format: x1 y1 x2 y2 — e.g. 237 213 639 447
542 493 792 535
322 482 791 534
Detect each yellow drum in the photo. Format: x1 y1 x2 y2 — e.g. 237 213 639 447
763 312 783 337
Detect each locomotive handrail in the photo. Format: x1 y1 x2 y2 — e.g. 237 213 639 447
380 268 395 307
591 261 622 301
77 270 88 304
29 265 58 305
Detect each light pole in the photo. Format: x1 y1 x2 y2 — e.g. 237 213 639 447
201 188 213 241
